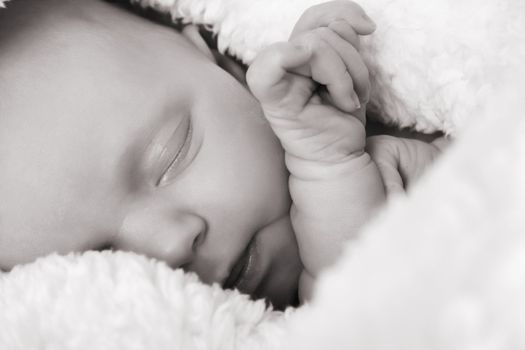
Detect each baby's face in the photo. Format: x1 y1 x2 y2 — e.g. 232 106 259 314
0 0 301 307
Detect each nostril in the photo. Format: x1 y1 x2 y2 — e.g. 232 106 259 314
94 241 114 252
179 262 191 271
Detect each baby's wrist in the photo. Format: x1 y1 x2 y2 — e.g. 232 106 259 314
285 150 371 182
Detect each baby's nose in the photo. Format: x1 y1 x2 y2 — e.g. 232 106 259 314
116 208 207 268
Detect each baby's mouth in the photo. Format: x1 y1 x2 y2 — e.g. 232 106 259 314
223 236 261 294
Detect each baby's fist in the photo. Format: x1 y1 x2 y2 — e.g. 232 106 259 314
247 1 376 171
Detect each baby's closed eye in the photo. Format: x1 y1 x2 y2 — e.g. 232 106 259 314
141 115 196 188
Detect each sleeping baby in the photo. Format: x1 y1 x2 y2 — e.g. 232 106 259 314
0 0 445 308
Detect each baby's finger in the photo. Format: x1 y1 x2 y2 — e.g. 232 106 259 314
291 0 376 38
376 160 405 196
366 136 405 197
317 72 361 113
328 20 360 50
247 42 312 102
300 36 358 112
316 27 370 104
318 87 366 125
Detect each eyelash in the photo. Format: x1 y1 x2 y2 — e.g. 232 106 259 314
156 121 193 187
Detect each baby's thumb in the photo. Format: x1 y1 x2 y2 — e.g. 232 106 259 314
376 161 405 196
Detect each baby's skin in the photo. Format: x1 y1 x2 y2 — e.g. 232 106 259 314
248 1 383 301
0 0 443 307
248 1 444 301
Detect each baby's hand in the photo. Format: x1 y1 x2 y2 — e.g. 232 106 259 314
366 135 450 196
247 0 376 173
247 1 384 302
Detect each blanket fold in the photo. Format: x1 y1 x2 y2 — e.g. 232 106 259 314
134 0 524 135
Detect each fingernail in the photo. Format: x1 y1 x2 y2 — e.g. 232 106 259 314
351 91 361 110
362 13 376 29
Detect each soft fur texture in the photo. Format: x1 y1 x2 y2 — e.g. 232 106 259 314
133 0 525 135
1 251 294 349
1 0 525 349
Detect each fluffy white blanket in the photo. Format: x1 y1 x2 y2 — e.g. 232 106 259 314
1 0 525 349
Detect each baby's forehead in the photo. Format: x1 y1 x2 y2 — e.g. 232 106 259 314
0 6 110 78
0 2 168 144
1 0 98 42
1 1 188 93
0 0 205 144
0 2 173 233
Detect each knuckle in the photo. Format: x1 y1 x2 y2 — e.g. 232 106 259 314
314 26 330 35
314 26 335 39
328 20 351 33
301 4 323 23
339 0 362 12
267 50 283 66
303 31 324 50
262 44 287 67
